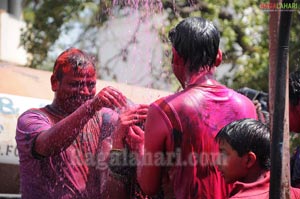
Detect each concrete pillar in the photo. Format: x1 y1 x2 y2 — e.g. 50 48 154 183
8 0 22 19
0 0 8 11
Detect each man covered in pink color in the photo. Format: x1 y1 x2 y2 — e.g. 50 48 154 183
15 48 148 199
111 17 258 199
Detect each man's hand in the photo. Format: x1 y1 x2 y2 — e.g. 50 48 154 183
125 125 145 154
92 86 127 111
111 104 149 149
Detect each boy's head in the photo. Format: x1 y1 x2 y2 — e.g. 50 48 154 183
215 118 270 183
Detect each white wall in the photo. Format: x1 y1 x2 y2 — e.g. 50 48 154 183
0 10 28 65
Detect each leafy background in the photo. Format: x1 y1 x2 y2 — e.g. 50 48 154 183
20 0 300 147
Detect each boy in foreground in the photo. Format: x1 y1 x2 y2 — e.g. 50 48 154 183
215 118 300 198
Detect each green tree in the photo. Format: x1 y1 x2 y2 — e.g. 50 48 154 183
21 0 300 92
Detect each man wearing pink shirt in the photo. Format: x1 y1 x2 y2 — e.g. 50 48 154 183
111 17 258 199
16 48 147 198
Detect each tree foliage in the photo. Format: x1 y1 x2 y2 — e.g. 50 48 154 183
21 0 300 92
21 0 86 69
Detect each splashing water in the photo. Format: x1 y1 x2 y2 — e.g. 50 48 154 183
99 0 173 96
112 0 163 14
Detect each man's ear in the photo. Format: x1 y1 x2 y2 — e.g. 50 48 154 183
172 47 185 67
214 49 223 67
244 152 257 169
51 75 59 91
172 47 187 88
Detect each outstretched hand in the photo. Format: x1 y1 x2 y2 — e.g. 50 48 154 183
111 104 148 149
92 86 127 111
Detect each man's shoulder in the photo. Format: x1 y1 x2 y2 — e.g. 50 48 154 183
152 90 185 106
17 106 52 132
18 107 48 120
225 89 255 108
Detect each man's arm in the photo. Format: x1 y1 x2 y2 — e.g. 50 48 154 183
35 86 127 157
34 100 96 157
136 104 170 195
110 103 167 195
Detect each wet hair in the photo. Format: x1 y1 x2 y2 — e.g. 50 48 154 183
168 17 220 72
53 47 96 81
289 71 300 106
215 118 270 170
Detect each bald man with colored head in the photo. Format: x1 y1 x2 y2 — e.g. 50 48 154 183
16 48 148 198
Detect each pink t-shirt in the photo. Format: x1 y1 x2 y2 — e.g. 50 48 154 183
230 171 300 199
16 105 117 199
154 83 257 199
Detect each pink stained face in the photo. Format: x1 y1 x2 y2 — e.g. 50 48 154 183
217 140 248 184
54 63 97 114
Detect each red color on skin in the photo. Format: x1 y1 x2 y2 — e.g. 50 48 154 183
52 48 95 77
51 48 97 114
134 70 258 198
112 104 149 150
172 47 223 89
123 41 259 198
37 46 127 156
214 49 223 67
16 48 129 198
172 47 186 88
51 63 97 114
217 140 249 184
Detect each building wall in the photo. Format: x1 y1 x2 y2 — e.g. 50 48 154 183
0 10 28 65
0 0 22 19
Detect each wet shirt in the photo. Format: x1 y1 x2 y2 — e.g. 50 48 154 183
229 171 300 198
154 84 257 199
16 106 117 199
